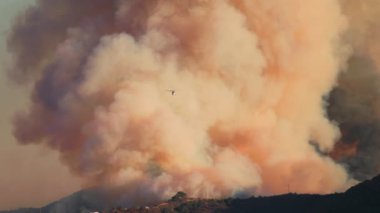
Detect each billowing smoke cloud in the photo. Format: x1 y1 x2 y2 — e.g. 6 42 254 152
8 0 352 206
340 0 380 70
327 0 380 181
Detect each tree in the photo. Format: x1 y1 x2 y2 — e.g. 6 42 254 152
169 191 187 202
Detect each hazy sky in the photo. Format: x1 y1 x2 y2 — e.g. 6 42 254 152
0 0 81 210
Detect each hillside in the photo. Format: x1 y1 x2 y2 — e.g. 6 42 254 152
2 175 380 213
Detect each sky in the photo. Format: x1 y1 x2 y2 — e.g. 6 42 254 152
0 0 81 210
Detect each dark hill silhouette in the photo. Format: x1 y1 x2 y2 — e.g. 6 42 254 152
2 175 380 213
221 175 380 212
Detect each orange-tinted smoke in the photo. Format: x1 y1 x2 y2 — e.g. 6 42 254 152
8 0 353 205
330 141 358 160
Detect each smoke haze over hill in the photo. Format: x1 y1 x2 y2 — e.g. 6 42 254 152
6 0 380 207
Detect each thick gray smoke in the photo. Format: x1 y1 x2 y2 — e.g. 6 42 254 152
328 56 380 180
327 0 380 181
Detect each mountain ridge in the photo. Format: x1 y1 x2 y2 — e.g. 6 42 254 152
2 174 380 213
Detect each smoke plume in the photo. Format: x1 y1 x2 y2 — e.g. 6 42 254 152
8 0 353 205
327 0 380 181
